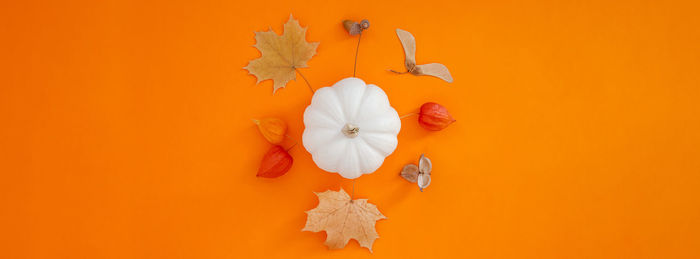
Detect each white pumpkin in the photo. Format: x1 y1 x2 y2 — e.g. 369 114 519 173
302 77 401 179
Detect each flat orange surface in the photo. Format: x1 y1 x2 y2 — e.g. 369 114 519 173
2 0 700 258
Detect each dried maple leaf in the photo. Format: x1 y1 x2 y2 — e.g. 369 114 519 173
302 188 386 252
391 29 453 83
244 15 319 94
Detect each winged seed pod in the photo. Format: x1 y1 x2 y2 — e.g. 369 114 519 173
400 154 433 191
390 29 453 83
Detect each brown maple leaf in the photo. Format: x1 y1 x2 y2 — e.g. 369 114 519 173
302 188 386 252
244 15 319 94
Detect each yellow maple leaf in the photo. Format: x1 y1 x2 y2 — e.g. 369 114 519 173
302 188 386 252
244 15 319 94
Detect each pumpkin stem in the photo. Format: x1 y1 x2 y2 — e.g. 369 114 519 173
342 123 360 138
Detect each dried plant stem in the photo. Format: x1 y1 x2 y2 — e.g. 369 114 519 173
286 142 297 151
285 134 298 151
400 112 418 119
353 33 362 77
295 68 314 93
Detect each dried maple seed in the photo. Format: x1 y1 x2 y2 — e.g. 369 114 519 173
257 145 293 178
400 164 419 183
391 29 453 83
418 102 456 131
253 118 287 144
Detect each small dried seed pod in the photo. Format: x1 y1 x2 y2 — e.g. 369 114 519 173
360 19 370 30
400 164 419 183
419 154 432 173
417 154 432 191
417 173 431 192
400 154 433 191
342 20 362 36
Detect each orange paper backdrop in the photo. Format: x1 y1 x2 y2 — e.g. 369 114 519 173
2 0 699 258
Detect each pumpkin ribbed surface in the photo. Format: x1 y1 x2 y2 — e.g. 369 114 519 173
302 77 401 179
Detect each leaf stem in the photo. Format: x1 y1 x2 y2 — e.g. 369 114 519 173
353 33 362 77
295 68 314 94
351 179 356 199
388 69 408 74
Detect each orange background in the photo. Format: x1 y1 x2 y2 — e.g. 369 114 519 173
2 0 700 258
